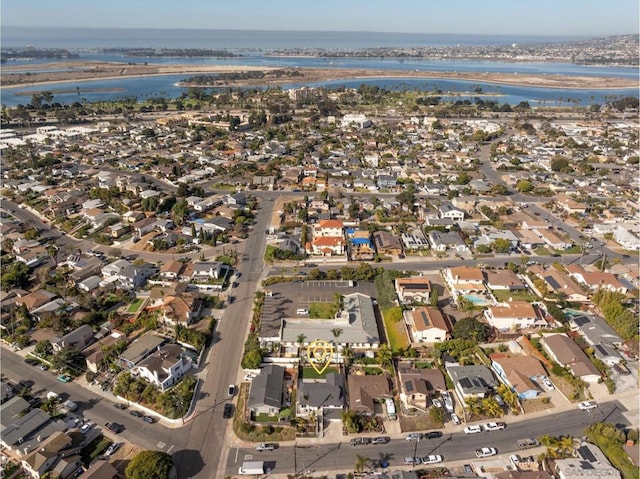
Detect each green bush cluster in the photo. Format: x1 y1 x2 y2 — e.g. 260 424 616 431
585 423 639 479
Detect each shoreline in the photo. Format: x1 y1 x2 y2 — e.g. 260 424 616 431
1 62 637 92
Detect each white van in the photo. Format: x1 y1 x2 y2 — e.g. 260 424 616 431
296 308 309 315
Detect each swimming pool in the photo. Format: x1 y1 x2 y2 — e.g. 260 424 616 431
462 294 492 306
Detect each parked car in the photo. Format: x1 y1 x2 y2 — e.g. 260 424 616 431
422 455 443 465
38 364 49 371
105 422 124 433
223 403 233 418
142 415 155 424
256 443 277 452
405 432 423 441
510 455 521 467
113 403 127 410
350 437 371 446
579 401 597 410
426 431 443 439
431 399 443 409
243 373 256 381
104 442 121 457
464 425 483 434
24 358 38 366
475 447 497 458
517 438 540 450
57 374 73 383
543 378 555 390
80 422 94 434
484 422 506 431
450 413 461 425
372 436 390 445
228 385 236 398
129 410 143 418
404 457 422 466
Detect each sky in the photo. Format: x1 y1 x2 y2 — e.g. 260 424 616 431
2 0 639 36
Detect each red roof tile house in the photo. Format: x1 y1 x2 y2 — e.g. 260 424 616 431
160 294 203 326
565 265 630 294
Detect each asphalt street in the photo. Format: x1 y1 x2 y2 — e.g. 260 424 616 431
225 401 628 475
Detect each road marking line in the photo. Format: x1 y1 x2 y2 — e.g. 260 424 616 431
157 442 166 448
167 445 175 453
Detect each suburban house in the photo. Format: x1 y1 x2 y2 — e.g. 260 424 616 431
528 265 589 302
554 442 621 479
427 231 468 253
159 294 203 326
484 269 526 291
20 431 81 479
2 408 66 455
82 331 125 373
372 231 404 256
191 261 227 281
51 324 95 353
542 334 601 383
118 333 166 370
134 343 192 391
483 301 546 331
395 277 432 304
347 375 392 415
310 235 346 256
490 353 547 399
403 307 452 343
569 314 623 366
447 365 498 401
313 219 344 238
397 363 446 411
248 365 285 416
77 460 118 479
401 228 430 251
116 263 157 289
297 372 345 419
159 261 185 281
444 267 485 294
565 265 630 294
438 203 465 221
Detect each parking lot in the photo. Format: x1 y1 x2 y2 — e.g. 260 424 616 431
266 280 378 317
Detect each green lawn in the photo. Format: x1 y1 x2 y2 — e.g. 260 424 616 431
302 366 339 380
309 302 338 319
126 298 145 314
492 290 537 303
382 306 410 352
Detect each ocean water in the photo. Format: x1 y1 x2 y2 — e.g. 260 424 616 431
1 26 588 50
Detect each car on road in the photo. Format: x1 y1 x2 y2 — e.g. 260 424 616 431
372 436 390 445
228 384 236 398
404 457 422 466
105 422 124 433
57 374 73 382
223 403 233 418
517 438 540 450
475 447 497 458
426 431 443 439
104 442 121 457
422 455 443 465
405 432 423 441
129 410 143 418
142 415 155 424
350 437 371 446
579 401 597 410
464 425 483 434
113 403 127 410
543 378 555 390
80 422 94 434
256 443 277 452
484 422 506 431
450 413 461 425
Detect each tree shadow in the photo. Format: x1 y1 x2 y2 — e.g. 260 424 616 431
173 449 205 478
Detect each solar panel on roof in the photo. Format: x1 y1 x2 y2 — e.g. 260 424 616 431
404 381 414 392
578 446 597 463
420 311 430 326
545 276 561 290
573 316 590 326
459 377 472 388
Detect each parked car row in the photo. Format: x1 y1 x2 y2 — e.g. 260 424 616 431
403 455 443 465
464 422 506 434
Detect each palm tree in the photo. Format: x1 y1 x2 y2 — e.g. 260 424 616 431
558 436 579 457
482 398 503 418
465 397 482 419
297 334 307 358
497 384 521 412
354 454 370 475
331 328 343 347
375 344 393 369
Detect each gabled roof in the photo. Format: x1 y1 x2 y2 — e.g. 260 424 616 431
248 365 285 410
